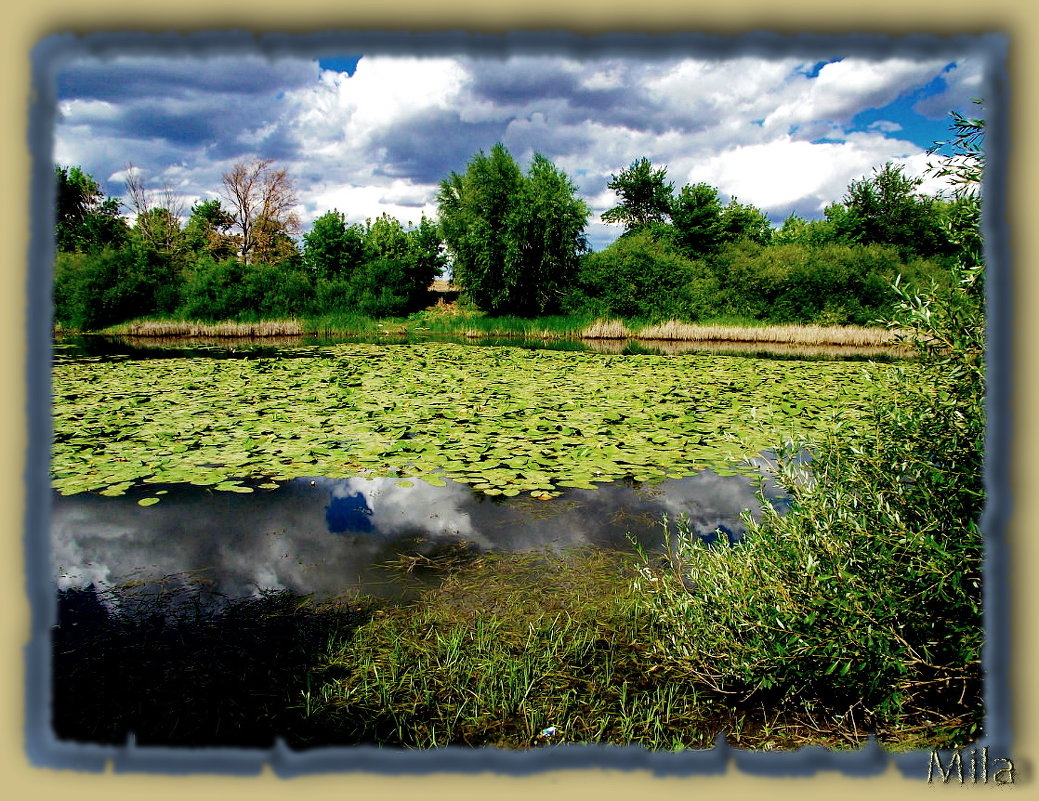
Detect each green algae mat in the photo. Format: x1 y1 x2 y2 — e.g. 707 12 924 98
52 343 892 502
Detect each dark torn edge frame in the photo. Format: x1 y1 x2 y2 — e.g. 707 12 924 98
23 29 1012 779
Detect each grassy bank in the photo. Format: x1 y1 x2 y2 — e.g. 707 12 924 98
53 546 973 751
91 308 900 348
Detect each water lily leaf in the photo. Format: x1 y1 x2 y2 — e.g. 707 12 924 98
53 341 887 500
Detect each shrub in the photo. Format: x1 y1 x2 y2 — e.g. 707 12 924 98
566 230 701 320
55 246 180 330
641 264 982 742
639 109 986 743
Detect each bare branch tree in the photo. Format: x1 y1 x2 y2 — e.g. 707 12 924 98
124 163 187 253
220 159 299 265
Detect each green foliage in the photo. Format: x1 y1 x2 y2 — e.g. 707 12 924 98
183 200 239 261
53 246 175 330
307 550 723 749
438 144 587 315
52 340 881 498
130 207 185 257
670 183 724 257
565 230 703 320
639 109 986 742
705 240 947 325
302 210 367 281
772 213 840 247
834 162 948 258
601 157 674 233
717 197 773 246
346 257 419 318
438 143 523 313
179 256 250 321
503 154 589 315
54 165 128 253
179 256 313 321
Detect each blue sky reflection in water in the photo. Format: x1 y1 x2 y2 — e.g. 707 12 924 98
51 470 788 603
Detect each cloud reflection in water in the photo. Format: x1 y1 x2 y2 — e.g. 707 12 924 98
51 468 787 602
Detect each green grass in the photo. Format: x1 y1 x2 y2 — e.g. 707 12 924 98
304 549 851 750
53 543 976 751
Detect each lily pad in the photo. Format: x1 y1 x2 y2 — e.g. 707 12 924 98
52 341 893 499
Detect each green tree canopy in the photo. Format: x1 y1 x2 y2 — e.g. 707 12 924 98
54 165 128 253
717 197 773 246
835 162 946 258
670 183 724 256
302 210 366 281
131 207 184 258
437 144 587 315
183 199 239 261
600 157 674 233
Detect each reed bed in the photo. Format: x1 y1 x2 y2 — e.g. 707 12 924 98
580 319 631 339
582 338 909 360
91 313 903 350
634 320 900 347
115 319 306 338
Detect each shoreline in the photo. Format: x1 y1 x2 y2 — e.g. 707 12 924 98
60 316 904 350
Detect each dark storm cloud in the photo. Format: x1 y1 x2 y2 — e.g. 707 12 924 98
56 57 312 190
466 57 682 134
468 59 580 104
498 119 597 168
371 108 507 183
114 103 221 145
57 56 317 103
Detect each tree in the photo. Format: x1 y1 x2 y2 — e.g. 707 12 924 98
302 210 366 281
835 162 946 257
54 165 128 252
124 164 186 255
438 144 586 315
220 159 300 265
670 183 724 256
567 229 700 320
600 157 674 233
251 215 302 267
716 197 773 246
183 199 239 261
504 153 589 315
130 208 185 260
356 213 446 314
406 215 448 289
437 143 523 312
364 213 412 260
928 104 984 272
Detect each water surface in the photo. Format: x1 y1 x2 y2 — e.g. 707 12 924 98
52 470 788 603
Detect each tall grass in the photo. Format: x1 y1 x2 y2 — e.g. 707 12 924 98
581 318 631 339
303 311 394 337
636 264 985 748
635 320 898 346
85 308 902 350
306 551 728 749
109 319 305 337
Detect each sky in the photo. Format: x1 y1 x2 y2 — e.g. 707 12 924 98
51 39 988 251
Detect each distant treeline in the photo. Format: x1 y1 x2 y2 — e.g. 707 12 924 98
52 146 976 331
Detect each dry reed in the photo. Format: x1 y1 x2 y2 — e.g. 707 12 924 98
581 319 631 339
633 320 900 347
118 319 305 338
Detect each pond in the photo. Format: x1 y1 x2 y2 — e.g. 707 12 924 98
50 335 896 607
52 470 791 604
